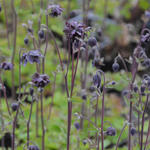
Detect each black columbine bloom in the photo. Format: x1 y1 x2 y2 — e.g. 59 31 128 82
0 62 13 70
112 62 119 72
106 127 116 136
28 145 39 150
88 37 97 47
74 122 80 130
32 73 50 88
24 37 29 45
20 50 43 66
130 127 136 136
11 103 19 112
48 4 63 17
28 50 43 64
20 53 28 66
38 30 45 39
64 21 86 40
93 72 101 88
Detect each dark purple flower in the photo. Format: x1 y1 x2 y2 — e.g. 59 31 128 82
20 53 28 66
64 21 86 40
133 85 138 93
130 127 136 136
32 73 50 88
0 62 13 70
83 140 87 145
38 30 45 39
93 72 101 88
28 145 39 150
88 37 97 47
48 4 63 17
112 62 119 72
142 58 150 68
106 127 116 136
74 122 80 130
11 103 19 112
27 50 43 64
24 37 29 45
29 87 34 96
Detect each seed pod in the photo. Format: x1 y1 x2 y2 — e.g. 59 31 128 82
112 62 119 72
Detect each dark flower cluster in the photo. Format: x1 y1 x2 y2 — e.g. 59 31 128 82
32 73 50 88
64 21 86 40
0 62 13 70
141 28 150 45
48 4 63 17
20 50 43 66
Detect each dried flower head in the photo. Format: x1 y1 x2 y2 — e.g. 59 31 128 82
32 73 50 88
106 127 116 136
0 62 13 70
48 4 63 17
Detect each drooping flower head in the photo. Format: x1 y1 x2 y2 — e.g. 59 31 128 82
48 4 63 17
20 50 43 66
93 71 101 88
32 73 50 88
106 127 116 136
28 50 43 64
64 21 86 40
0 62 13 70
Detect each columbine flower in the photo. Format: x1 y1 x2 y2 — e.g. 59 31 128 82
64 21 86 40
28 145 39 150
20 53 28 66
106 127 116 136
48 4 63 17
0 62 13 70
28 50 43 64
130 127 136 136
93 72 101 88
74 122 80 130
32 73 50 88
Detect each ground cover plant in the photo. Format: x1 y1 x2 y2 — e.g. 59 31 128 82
0 0 150 150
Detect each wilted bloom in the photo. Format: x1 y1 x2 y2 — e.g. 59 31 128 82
28 145 39 150
48 4 63 17
28 50 43 64
0 62 13 70
93 72 101 88
106 127 116 136
74 122 80 130
32 73 50 88
64 21 86 40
